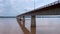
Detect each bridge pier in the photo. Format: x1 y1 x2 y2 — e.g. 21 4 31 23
23 16 25 27
31 15 36 34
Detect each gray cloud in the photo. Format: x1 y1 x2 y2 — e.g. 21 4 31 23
0 0 58 16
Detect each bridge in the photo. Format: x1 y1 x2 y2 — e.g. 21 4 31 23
16 1 60 34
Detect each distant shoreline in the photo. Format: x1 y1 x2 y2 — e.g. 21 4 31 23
0 17 16 18
0 16 16 18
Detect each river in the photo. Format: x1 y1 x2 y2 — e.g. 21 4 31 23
0 18 60 34
0 18 24 34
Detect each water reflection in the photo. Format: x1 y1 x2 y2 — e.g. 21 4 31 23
17 17 36 34
19 18 60 34
36 18 60 34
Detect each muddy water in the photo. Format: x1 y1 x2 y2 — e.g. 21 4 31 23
0 18 24 34
26 18 60 34
0 18 60 34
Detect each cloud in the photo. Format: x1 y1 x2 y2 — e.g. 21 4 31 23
24 0 34 2
0 10 3 13
25 7 34 11
35 0 58 8
0 0 58 16
14 0 34 3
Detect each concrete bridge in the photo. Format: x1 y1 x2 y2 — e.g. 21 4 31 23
16 1 60 34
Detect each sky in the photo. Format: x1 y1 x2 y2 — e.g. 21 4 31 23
0 0 58 16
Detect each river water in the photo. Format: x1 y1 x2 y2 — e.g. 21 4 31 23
0 18 60 34
26 18 60 34
0 18 24 34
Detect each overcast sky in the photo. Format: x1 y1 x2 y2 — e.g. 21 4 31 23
0 0 58 16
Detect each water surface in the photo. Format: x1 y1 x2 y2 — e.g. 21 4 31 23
0 18 24 34
0 18 60 34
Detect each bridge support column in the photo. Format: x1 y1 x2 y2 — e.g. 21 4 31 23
23 16 25 27
31 15 36 34
17 16 22 26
